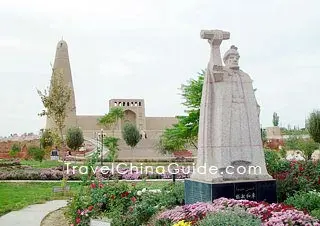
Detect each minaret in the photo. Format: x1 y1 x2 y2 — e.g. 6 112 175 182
46 40 77 133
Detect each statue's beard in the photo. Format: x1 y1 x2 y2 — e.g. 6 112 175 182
228 64 239 70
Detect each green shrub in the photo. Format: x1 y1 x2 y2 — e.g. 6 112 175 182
197 208 261 226
9 143 21 158
127 182 184 226
122 123 141 149
264 149 289 175
103 136 119 162
66 127 84 151
275 160 320 202
28 146 45 162
284 136 318 160
40 129 54 149
311 209 320 220
285 190 320 214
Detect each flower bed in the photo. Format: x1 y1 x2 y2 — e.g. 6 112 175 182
156 198 320 225
67 181 184 226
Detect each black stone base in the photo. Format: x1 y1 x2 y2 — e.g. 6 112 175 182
184 178 277 204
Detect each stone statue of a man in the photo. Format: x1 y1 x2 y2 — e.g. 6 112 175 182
191 30 271 182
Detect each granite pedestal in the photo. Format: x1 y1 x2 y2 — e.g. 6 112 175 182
185 178 277 204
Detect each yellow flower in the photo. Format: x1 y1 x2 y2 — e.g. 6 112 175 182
173 220 192 226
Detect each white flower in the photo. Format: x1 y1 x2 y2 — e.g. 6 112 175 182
137 191 142 196
142 188 147 193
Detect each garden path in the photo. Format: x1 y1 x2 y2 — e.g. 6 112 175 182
0 200 67 226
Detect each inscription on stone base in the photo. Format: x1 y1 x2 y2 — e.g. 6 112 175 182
185 179 277 204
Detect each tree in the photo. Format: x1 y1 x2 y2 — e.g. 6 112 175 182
158 71 204 153
273 112 279 126
122 123 141 149
104 136 120 162
98 107 125 136
37 68 71 140
306 110 320 144
66 127 84 151
28 146 45 162
40 129 54 149
9 143 21 158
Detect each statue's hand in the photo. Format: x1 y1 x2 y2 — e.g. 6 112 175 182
207 30 224 46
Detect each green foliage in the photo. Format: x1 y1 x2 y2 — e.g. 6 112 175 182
27 146 45 162
103 136 119 162
311 209 320 220
272 112 279 126
197 208 261 226
285 190 320 217
181 71 204 110
281 127 308 136
37 68 71 139
261 128 267 143
284 136 318 159
40 129 54 149
67 181 184 226
122 123 141 149
66 127 84 151
274 160 320 202
307 110 320 143
9 143 21 158
98 107 124 135
158 71 204 153
264 149 287 175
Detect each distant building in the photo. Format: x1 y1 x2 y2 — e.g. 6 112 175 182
45 40 178 159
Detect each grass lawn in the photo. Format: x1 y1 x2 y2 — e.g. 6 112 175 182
0 181 178 216
0 182 81 216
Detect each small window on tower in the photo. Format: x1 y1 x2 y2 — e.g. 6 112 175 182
139 102 141 106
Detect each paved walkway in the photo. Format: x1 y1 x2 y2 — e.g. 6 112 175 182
0 200 67 226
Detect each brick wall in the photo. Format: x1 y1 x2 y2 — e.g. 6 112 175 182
0 139 39 159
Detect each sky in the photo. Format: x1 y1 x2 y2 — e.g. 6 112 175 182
0 0 319 136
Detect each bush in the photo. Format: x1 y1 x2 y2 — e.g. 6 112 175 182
40 129 54 149
274 160 320 202
306 110 320 143
66 127 84 151
103 136 119 162
28 146 45 162
311 209 320 220
285 190 320 218
9 143 21 158
127 183 184 226
68 181 184 226
284 136 318 159
122 123 141 149
197 208 261 226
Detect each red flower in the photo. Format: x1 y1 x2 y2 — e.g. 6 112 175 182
131 196 137 203
76 218 81 224
88 205 94 211
77 209 81 215
99 183 103 188
90 183 96 189
121 191 129 198
111 194 115 200
129 206 134 212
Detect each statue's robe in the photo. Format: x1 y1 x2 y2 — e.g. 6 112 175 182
194 66 270 181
